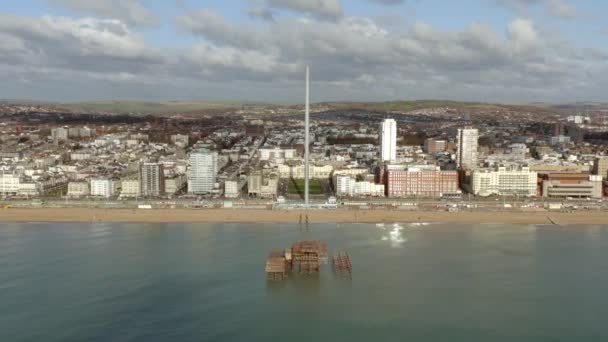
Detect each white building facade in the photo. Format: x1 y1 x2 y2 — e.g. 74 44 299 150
472 167 537 197
457 128 479 170
90 178 116 198
380 119 397 162
188 149 218 194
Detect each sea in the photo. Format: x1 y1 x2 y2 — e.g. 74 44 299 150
1 222 608 341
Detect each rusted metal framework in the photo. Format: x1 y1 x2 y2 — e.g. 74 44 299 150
265 250 288 281
266 240 348 281
332 251 352 278
291 240 328 274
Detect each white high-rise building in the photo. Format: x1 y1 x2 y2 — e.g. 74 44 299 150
188 149 217 194
380 119 397 162
457 128 479 170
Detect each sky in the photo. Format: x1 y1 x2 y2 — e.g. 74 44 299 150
0 0 607 103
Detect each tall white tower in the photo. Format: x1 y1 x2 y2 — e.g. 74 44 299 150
380 118 397 162
188 148 218 194
304 66 310 206
457 128 479 170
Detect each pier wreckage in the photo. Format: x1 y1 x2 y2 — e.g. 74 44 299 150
265 240 352 281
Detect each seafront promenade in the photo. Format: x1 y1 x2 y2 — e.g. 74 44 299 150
1 208 607 225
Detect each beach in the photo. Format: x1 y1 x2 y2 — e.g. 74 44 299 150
1 208 607 225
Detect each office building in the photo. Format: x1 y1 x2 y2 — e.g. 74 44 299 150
542 174 602 199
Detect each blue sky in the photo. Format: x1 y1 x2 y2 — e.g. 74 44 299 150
0 0 607 102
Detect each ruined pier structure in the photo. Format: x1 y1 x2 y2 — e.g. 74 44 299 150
265 240 351 281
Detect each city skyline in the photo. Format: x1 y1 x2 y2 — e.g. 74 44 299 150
1 0 607 103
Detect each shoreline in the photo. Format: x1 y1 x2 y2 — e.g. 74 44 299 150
1 208 608 225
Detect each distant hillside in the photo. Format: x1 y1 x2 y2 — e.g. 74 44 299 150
318 100 490 112
60 101 245 114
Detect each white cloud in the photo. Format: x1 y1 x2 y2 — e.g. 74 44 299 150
47 0 158 26
265 0 343 19
0 9 606 102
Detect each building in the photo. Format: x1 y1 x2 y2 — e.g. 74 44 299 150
248 171 279 198
188 149 218 194
248 171 263 196
120 178 140 198
380 119 397 162
387 168 460 198
472 167 537 197
70 151 93 161
51 127 68 141
594 157 608 180
68 127 93 138
335 175 355 197
225 181 239 198
550 135 571 146
424 138 447 155
259 148 297 162
542 174 603 199
277 164 333 179
90 178 116 198
165 175 187 195
140 162 165 197
0 173 20 195
67 182 90 197
171 134 189 146
456 128 478 170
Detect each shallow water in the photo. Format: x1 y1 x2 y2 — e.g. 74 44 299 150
1 223 607 341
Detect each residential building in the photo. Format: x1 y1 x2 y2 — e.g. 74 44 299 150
225 181 239 198
335 175 355 197
380 119 397 162
120 179 140 198
277 164 333 179
457 128 478 170
259 148 297 162
51 127 68 141
67 182 90 197
0 173 20 195
550 135 571 146
171 134 189 146
248 171 263 196
90 178 116 198
594 157 608 180
424 138 447 155
188 149 217 194
165 174 187 195
140 162 165 197
472 167 538 197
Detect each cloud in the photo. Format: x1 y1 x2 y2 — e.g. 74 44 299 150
497 0 585 19
265 0 343 19
546 0 580 18
0 9 606 102
47 0 158 26
367 0 407 5
247 8 276 22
